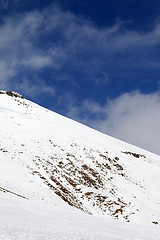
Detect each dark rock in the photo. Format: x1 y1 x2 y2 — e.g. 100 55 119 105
0 90 25 99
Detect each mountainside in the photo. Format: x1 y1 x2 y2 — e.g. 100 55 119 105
0 91 160 239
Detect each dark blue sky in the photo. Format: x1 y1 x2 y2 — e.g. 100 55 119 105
1 0 160 153
2 0 160 27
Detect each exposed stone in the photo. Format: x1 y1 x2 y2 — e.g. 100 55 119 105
0 90 25 99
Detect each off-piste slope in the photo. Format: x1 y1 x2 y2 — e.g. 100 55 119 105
0 90 160 229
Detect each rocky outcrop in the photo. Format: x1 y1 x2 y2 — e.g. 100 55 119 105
0 91 25 99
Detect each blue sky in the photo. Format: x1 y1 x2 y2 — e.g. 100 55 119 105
0 0 160 154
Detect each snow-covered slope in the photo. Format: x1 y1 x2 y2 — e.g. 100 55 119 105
0 91 160 239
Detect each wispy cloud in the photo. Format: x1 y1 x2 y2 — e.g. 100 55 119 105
0 3 160 96
16 78 55 98
0 0 8 10
0 0 20 10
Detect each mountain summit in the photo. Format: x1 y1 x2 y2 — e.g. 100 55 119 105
0 90 25 99
0 91 160 239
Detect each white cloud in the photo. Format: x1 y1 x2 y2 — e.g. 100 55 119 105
97 91 160 155
67 91 160 155
20 55 52 70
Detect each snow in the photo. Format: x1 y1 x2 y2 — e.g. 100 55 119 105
0 193 160 240
0 92 160 239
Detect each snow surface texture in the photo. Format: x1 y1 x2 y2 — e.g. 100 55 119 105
0 91 160 239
